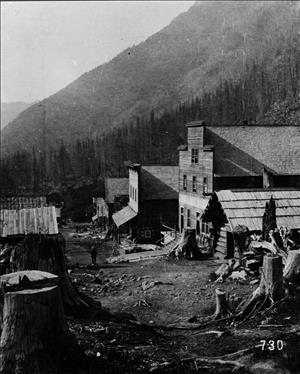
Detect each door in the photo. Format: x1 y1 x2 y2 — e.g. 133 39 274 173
226 231 234 259
180 207 184 233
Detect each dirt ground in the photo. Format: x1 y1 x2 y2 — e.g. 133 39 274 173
63 229 300 373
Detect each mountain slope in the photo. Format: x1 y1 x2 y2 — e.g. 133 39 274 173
1 1 299 155
1 102 34 129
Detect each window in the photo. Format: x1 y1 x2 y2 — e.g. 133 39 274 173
203 177 208 194
191 148 199 164
201 220 210 234
144 230 151 238
183 174 187 190
192 176 197 192
180 207 184 214
187 209 191 227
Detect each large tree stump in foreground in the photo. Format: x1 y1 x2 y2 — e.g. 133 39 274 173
0 270 87 374
5 234 106 318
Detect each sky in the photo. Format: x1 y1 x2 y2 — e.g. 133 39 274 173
1 1 194 103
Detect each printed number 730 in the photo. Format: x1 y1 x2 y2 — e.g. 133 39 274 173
260 340 284 351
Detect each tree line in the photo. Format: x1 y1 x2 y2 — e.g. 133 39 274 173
1 41 299 196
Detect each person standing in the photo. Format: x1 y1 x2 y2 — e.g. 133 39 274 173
90 245 97 265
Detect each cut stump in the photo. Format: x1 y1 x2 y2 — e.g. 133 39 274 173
0 270 86 374
214 288 231 320
236 255 284 321
261 255 284 302
5 233 105 318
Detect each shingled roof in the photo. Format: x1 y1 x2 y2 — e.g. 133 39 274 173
140 166 179 200
211 189 300 231
105 178 129 203
204 125 300 176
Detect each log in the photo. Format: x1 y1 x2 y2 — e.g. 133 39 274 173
214 288 231 320
0 270 86 374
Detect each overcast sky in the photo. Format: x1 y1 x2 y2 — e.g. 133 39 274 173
1 1 194 103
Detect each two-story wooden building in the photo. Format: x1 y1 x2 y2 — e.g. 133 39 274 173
179 121 300 258
113 163 179 244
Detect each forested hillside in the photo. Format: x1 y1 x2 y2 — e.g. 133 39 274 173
0 1 299 195
1 1 299 155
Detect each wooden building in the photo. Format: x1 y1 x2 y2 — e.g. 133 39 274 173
104 178 129 224
201 189 300 259
113 164 179 244
178 121 300 251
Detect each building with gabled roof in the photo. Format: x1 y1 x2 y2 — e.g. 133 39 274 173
178 121 300 258
113 164 179 243
105 178 129 204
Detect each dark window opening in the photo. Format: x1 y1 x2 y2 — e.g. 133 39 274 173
183 174 187 190
187 209 191 227
191 148 199 164
192 176 197 192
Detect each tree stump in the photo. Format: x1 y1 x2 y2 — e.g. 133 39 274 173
260 255 284 302
173 229 199 259
0 270 86 374
236 255 284 320
214 288 230 319
5 233 105 318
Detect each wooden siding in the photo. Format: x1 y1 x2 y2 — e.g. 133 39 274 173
0 206 58 237
179 148 214 195
215 224 231 258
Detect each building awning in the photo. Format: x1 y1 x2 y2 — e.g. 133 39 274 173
112 205 137 227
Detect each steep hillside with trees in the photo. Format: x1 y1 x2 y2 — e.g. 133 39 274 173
1 1 299 156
